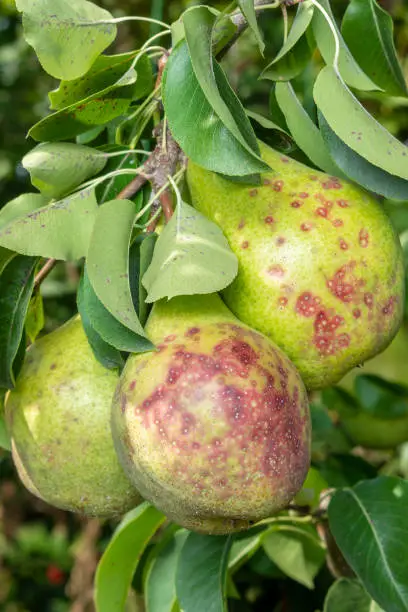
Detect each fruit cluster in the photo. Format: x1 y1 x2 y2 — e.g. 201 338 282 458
4 142 404 534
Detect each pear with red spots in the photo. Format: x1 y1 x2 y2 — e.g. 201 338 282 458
5 317 142 516
187 141 404 389
111 294 311 535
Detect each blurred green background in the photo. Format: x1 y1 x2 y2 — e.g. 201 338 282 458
1 0 408 610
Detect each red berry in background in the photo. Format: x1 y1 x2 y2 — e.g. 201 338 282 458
46 564 65 586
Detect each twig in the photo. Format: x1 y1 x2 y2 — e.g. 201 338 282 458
34 258 57 289
116 172 150 200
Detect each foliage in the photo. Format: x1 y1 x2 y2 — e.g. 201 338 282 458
1 0 408 611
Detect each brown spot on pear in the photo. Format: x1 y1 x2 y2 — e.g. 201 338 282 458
111 295 310 535
187 141 404 389
5 316 142 516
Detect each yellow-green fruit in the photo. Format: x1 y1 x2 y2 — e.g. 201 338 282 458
5 317 142 516
187 142 404 389
111 294 311 535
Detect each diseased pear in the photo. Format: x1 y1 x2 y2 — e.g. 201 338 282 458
5 316 142 517
111 294 310 535
187 142 404 389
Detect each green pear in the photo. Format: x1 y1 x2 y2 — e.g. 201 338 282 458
338 325 408 449
111 294 311 535
187 142 404 389
5 316 142 517
341 411 408 450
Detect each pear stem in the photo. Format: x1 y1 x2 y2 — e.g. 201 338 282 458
34 258 57 289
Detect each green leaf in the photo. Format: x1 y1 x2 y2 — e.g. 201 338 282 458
145 530 188 612
246 109 289 135
16 0 117 80
29 69 137 142
311 0 377 91
0 193 49 228
86 198 148 337
314 66 408 181
329 477 408 612
318 112 408 200
142 200 238 303
354 374 408 419
294 467 328 509
96 148 143 204
162 40 269 176
95 502 166 612
49 52 152 110
182 8 264 167
176 533 232 612
237 0 265 54
25 291 44 343
261 35 312 82
0 188 99 260
271 1 314 63
262 524 326 589
138 234 157 326
81 266 153 353
274 81 339 174
324 578 384 612
309 402 352 461
341 0 407 97
0 248 16 275
22 143 106 199
0 408 11 451
317 454 377 488
229 533 263 572
77 272 124 370
0 256 37 388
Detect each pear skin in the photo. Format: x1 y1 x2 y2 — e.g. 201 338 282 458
187 142 404 389
5 316 142 517
111 294 311 535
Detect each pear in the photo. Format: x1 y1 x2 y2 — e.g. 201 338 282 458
5 316 142 517
111 294 310 535
187 142 404 389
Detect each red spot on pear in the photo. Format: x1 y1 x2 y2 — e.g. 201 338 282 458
359 228 369 248
264 216 274 224
291 201 302 208
268 265 285 278
241 241 249 249
249 189 258 197
301 222 313 232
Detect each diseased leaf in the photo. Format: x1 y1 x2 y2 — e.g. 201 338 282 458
0 193 49 228
237 0 265 54
0 256 37 388
23 143 106 199
329 477 408 612
87 198 148 337
49 52 152 110
29 69 137 142
77 273 124 370
311 0 377 91
176 533 232 612
95 503 166 612
162 40 269 176
318 112 408 200
274 81 339 176
0 188 99 260
342 0 407 97
142 201 238 303
16 0 117 80
314 66 408 181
